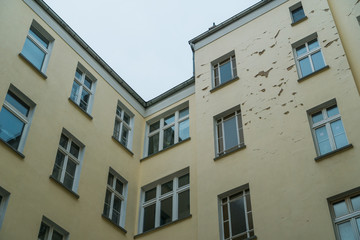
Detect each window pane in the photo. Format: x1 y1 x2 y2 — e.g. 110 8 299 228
115 179 123 194
161 180 173 195
52 230 64 240
70 81 80 102
145 188 156 201
52 150 65 180
103 189 111 216
143 204 156 232
22 38 45 70
179 108 189 118
80 90 90 111
116 106 122 117
163 126 175 149
160 197 173 226
178 174 189 187
299 57 313 77
331 120 348 149
351 195 360 211
113 120 120 139
75 69 82 80
149 121 160 132
179 119 189 142
37 222 50 240
315 126 332 155
223 116 238 151
112 195 121 224
178 190 190 219
29 26 49 48
292 7 305 22
123 112 131 125
222 204 229 221
296 45 307 56
311 51 325 71
121 127 129 146
312 111 323 124
333 200 349 218
327 106 339 118
5 92 30 116
217 123 224 154
338 221 356 240
308 39 320 51
164 114 175 126
230 196 247 236
64 160 76 189
223 221 230 239
59 134 68 149
0 107 25 149
70 142 80 158
357 218 360 234
214 66 220 86
148 133 159 155
219 60 232 84
84 76 92 89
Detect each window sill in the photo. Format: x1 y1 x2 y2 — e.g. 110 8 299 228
210 76 239 93
134 214 192 238
314 144 353 162
68 98 93 120
49 175 80 199
101 214 127 234
18 53 48 79
111 136 134 156
214 145 246 161
140 137 191 162
0 138 25 158
291 16 308 26
297 65 329 82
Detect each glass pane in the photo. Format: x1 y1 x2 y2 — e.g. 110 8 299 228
315 126 332 155
149 121 160 132
163 126 175 149
113 196 122 215
223 116 238 151
214 66 219 86
312 111 323 124
217 123 224 154
164 114 175 126
115 179 123 194
311 51 325 71
37 222 50 240
121 127 129 146
232 56 237 77
308 39 320 51
357 218 360 234
222 204 229 221
143 204 156 232
84 76 92 89
230 196 247 236
351 195 360 211
145 188 156 201
219 60 232 84
178 190 190 219
161 180 173 195
160 197 173 226
0 107 25 149
327 106 339 118
64 160 76 189
103 190 111 216
70 81 80 102
123 112 131 125
113 120 120 139
52 230 64 240
22 37 45 70
80 90 90 111
107 173 114 186
75 69 82 80
148 133 159 155
296 44 307 56
116 106 122 116
299 57 313 77
223 221 230 239
179 119 189 142
292 6 305 22
246 194 252 212
5 92 30 116
29 26 49 48
248 212 254 230
59 134 68 149
52 150 65 180
179 108 189 118
70 142 80 158
338 221 356 240
333 200 349 218
178 174 189 187
331 120 348 149
112 208 120 225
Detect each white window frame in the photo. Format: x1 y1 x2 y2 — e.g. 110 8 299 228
0 186 10 229
214 106 244 157
38 216 69 240
138 168 190 233
21 20 54 73
211 50 237 88
144 102 189 157
308 99 349 156
289 2 306 24
0 84 36 153
51 129 85 193
103 167 128 228
292 33 326 78
113 101 134 150
328 187 360 240
70 63 97 114
218 184 255 240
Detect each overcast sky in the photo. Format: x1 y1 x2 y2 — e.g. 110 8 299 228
44 0 260 101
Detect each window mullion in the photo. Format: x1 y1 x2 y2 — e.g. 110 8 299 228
77 85 83 104
227 199 232 239
174 111 179 144
27 34 48 54
155 185 161 228
60 155 68 182
221 119 226 154
325 123 336 151
159 119 164 151
173 178 178 221
109 191 115 219
3 102 28 124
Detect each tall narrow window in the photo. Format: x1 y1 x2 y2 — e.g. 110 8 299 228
113 102 134 150
290 2 306 24
212 51 237 88
37 216 69 240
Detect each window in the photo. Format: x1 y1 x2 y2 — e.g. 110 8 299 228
214 106 244 157
328 188 360 240
218 184 255 240
139 168 190 233
212 51 237 88
308 99 349 156
146 104 189 156
37 216 69 240
0 186 10 229
293 34 326 78
70 64 96 113
21 21 53 73
113 101 134 149
290 2 306 23
103 168 128 228
51 129 84 193
0 85 35 153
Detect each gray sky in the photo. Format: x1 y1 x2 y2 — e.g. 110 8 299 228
44 0 260 101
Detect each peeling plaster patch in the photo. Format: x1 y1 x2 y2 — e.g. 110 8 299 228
247 69 249 71
310 10 314 14
202 86 208 91
323 8 329 12
270 97 276 100
284 111 289 115
273 85 277 87
259 83 263 86
274 30 280 39
324 38 339 48
254 68 273 78
278 89 283 96
197 74 203 78
242 101 246 106
263 31 267 34
278 83 283 87
300 103 303 106
292 92 297 95
294 105 298 108
323 40 327 43
259 49 265 55
244 121 251 126
270 42 277 48
272 61 277 64
248 108 253 112
287 65 295 71
260 89 266 92
290 100 294 103
280 78 284 81
259 117 262 119
251 51 259 56
281 103 286 107
201 64 206 66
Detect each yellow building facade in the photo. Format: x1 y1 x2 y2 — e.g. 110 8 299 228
0 0 359 240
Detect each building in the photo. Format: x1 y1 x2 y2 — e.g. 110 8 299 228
0 0 359 239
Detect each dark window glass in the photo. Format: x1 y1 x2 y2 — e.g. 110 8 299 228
143 204 156 232
160 197 173 226
5 92 30 116
0 107 25 149
292 6 305 23
178 190 190 219
145 188 156 201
